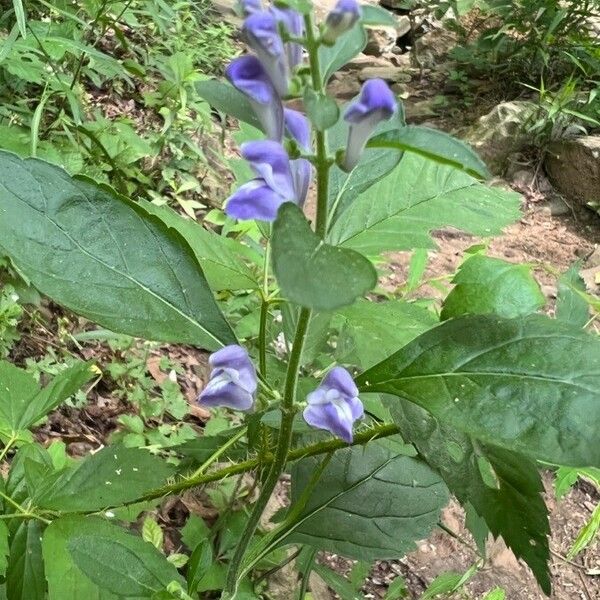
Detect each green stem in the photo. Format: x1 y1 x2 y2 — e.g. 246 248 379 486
0 434 17 463
297 548 317 600
224 307 312 596
132 422 399 504
259 241 271 378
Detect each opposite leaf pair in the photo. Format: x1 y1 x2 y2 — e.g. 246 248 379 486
199 345 364 442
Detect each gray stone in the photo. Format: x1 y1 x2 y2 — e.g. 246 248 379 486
464 101 539 175
358 66 412 83
339 54 391 72
585 246 600 268
364 26 397 56
544 136 600 207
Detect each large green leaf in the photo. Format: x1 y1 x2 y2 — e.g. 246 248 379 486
392 400 551 594
361 4 398 27
140 201 259 291
195 79 260 130
367 126 490 179
0 361 92 432
65 516 184 597
334 299 437 368
43 517 120 600
6 521 45 600
37 446 174 511
0 152 235 350
357 314 600 467
328 153 521 255
441 254 545 320
285 440 448 560
272 203 376 311
319 23 367 83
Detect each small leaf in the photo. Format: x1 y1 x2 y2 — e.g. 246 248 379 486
358 314 600 467
483 589 506 600
37 446 174 511
166 554 188 568
142 518 164 551
195 79 260 130
319 23 367 83
272 203 376 311
6 521 45 600
304 89 340 131
286 440 448 560
556 263 589 327
567 502 600 559
367 126 490 179
441 254 545 320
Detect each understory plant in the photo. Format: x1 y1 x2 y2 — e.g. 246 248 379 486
0 1 598 599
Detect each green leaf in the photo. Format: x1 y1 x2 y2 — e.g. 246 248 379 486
368 126 490 179
142 518 164 551
0 361 92 432
313 564 365 600
441 254 545 320
361 4 398 27
358 314 600 467
272 203 376 311
0 152 235 350
12 0 27 38
392 400 551 594
6 444 52 504
140 201 258 291
16 362 94 430
6 521 45 600
195 79 260 130
286 440 448 560
334 299 437 368
556 264 589 327
66 518 184 597
37 446 174 511
567 502 600 559
319 23 367 83
0 522 9 578
43 516 120 600
483 589 506 600
327 108 405 227
420 564 478 599
328 154 521 255
304 89 340 131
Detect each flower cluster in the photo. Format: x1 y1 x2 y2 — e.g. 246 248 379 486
224 0 398 222
199 345 364 442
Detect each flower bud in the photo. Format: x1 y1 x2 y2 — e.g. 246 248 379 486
342 78 397 171
322 0 362 44
198 345 257 410
303 367 364 443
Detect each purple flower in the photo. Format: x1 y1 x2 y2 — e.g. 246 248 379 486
271 6 304 69
285 108 312 204
343 78 397 171
243 11 289 96
239 0 261 16
303 367 364 443
226 56 284 141
226 140 308 221
198 345 257 410
323 0 362 44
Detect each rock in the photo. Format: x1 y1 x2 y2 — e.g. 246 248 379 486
585 246 600 268
464 101 539 175
580 266 600 291
544 136 600 207
339 54 391 72
326 78 361 100
396 15 411 38
358 66 412 83
391 82 409 96
537 196 570 217
404 98 438 122
212 0 242 26
364 25 397 56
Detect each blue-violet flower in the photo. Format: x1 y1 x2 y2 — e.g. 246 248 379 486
303 367 364 443
226 55 284 141
226 140 307 221
284 108 312 204
243 11 289 97
271 6 304 69
323 0 362 44
343 78 397 171
240 0 262 15
198 345 257 410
